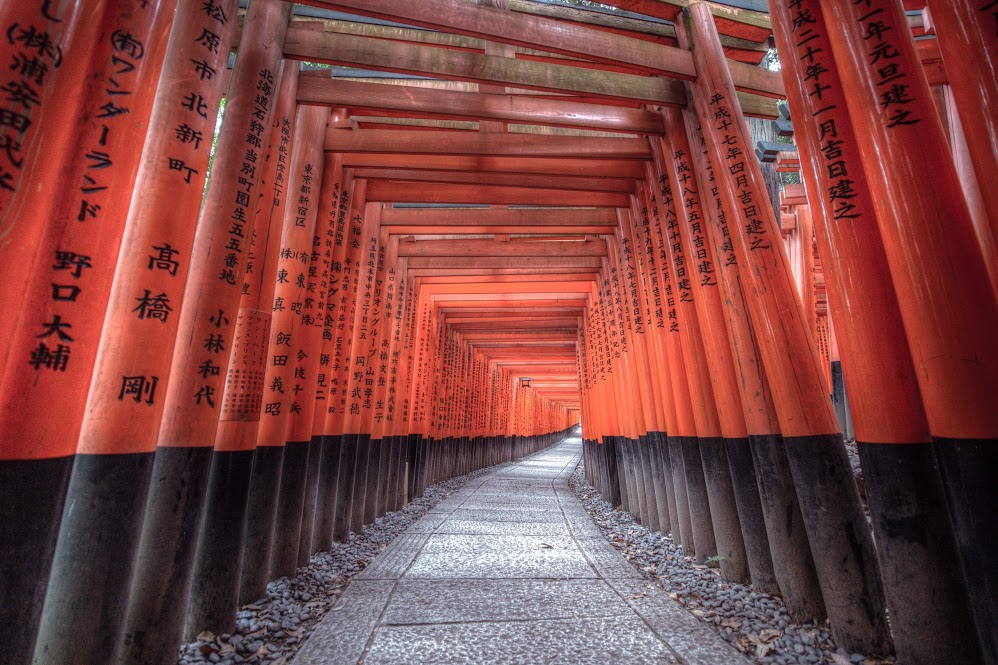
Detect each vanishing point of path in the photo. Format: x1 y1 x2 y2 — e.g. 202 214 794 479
294 432 749 664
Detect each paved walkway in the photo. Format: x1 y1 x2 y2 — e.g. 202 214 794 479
295 432 749 664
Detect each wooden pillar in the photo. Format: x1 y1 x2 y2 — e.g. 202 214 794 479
620 206 675 537
658 109 777 593
8 4 176 665
231 62 301 606
247 105 328 582
326 176 368 540
306 152 349 555
641 178 717 565
58 4 238 665
0 2 186 665
771 3 984 662
0 0 105 361
645 155 749 581
124 0 290 642
821 1 998 659
679 3 890 653
684 112 825 623
924 0 998 296
627 197 684 544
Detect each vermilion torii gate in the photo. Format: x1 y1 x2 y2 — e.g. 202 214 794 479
0 1 995 665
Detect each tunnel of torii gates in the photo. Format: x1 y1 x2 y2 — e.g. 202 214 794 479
0 0 996 664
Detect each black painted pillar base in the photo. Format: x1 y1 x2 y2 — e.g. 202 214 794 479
667 436 693 551
748 434 825 622
122 446 214 665
934 437 998 664
348 434 371 534
783 433 892 655
362 436 381 526
651 432 678 541
183 449 255 641
33 452 156 665
603 437 621 508
640 436 665 534
679 436 717 564
724 439 778 594
613 436 632 514
379 436 394 516
312 434 342 554
858 441 983 664
297 437 323 568
699 437 748 582
270 440 309 580
238 445 285 605
333 434 357 542
405 434 418 503
0 456 73 665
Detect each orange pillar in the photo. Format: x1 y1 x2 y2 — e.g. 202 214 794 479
229 61 302 606
630 183 693 551
658 108 777 593
924 0 998 296
770 2 983 662
324 176 368 540
645 156 749 581
821 1 998 658
252 106 330 581
139 0 291 642
679 3 889 653
6 3 176 665
683 112 825 622
0 0 106 364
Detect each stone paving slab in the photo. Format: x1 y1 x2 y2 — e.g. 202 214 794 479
355 532 429 580
445 507 566 523
295 434 751 665
433 518 571 537
380 579 633 625
405 534 598 579
293 579 394 665
362 615 681 665
605 578 751 665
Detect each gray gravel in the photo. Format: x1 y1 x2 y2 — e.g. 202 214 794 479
176 461 512 665
569 464 894 665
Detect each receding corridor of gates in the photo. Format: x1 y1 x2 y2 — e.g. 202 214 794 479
0 1 996 664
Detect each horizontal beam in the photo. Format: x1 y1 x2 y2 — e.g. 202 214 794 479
437 303 585 311
415 274 600 285
505 0 767 63
399 238 607 257
294 0 780 94
406 256 603 270
298 77 665 134
407 268 600 277
590 1 772 42
382 207 615 227
342 154 647 178
431 293 591 302
328 129 651 158
298 0 697 77
354 168 636 193
286 27 686 105
420 281 595 294
287 28 779 114
365 181 629 206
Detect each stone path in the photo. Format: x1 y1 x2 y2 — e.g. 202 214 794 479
294 432 750 665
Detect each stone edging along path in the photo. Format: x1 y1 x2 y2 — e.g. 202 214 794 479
293 434 748 665
176 461 518 665
568 465 894 665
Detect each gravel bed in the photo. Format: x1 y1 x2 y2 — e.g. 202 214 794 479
569 464 894 665
176 461 511 665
